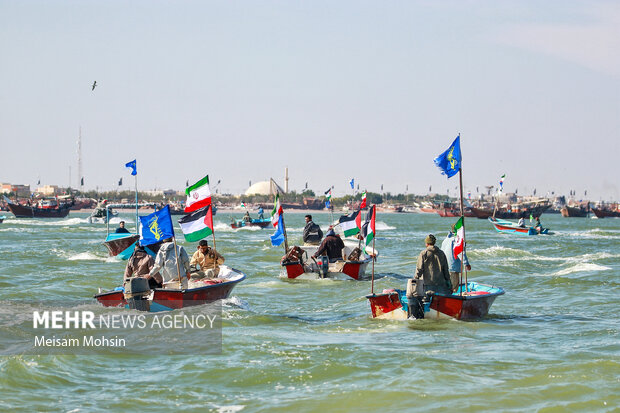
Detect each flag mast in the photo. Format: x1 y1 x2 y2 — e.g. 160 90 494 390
458 138 468 294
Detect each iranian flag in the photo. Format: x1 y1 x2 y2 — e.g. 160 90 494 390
338 209 361 237
360 191 367 209
178 204 214 242
361 205 376 246
184 175 211 213
452 216 464 259
271 193 283 227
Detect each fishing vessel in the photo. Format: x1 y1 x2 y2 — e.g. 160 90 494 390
280 239 377 280
591 206 620 218
94 265 245 311
560 203 590 217
366 282 505 320
230 217 271 229
101 203 159 260
4 196 73 218
488 217 548 235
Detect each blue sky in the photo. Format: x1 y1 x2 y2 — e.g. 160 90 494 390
1 1 618 200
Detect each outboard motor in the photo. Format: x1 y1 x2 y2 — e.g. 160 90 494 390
406 277 425 319
123 277 151 311
319 256 329 278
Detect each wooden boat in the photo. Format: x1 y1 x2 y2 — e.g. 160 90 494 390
561 205 590 217
366 282 504 321
5 197 72 218
488 217 548 235
101 203 160 260
230 217 271 229
280 239 377 280
94 265 245 311
591 206 620 219
470 202 550 220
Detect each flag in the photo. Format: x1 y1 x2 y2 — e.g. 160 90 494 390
240 202 246 208
37 179 40 185
349 178 354 189
125 159 137 176
324 188 332 200
361 205 376 246
271 193 283 227
185 175 211 213
270 215 285 247
452 216 464 259
429 185 432 192
499 174 506 193
380 184 383 191
118 177 123 186
178 204 214 242
434 135 461 178
325 201 331 208
139 205 174 246
338 209 361 237
360 191 367 209
80 177 84 186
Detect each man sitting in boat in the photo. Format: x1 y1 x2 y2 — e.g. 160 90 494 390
190 239 225 279
124 244 163 289
312 227 345 263
149 238 191 289
303 214 323 246
518 217 525 227
535 217 544 233
440 227 471 293
115 221 130 234
243 211 252 222
415 234 452 295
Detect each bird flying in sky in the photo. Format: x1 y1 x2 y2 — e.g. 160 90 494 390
91 81 97 91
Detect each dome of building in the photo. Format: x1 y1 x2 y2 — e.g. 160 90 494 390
245 179 284 196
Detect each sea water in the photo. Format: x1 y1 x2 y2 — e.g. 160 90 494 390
0 212 618 411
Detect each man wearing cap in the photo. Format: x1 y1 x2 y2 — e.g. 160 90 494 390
415 234 452 295
441 226 471 293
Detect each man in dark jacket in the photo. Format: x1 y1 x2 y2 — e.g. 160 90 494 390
415 234 452 295
313 228 345 262
124 244 162 289
303 214 323 245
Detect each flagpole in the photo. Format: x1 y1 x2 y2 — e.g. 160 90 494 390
281 214 289 254
172 236 184 289
371 227 376 295
134 174 139 234
458 167 468 294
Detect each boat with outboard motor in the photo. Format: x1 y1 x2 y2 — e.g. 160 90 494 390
94 265 245 311
101 203 159 260
488 217 549 235
366 281 505 320
230 217 271 229
280 239 378 280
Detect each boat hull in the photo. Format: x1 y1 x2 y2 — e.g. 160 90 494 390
560 206 589 217
94 268 245 311
281 260 370 280
7 202 71 218
366 282 504 321
591 208 620 218
488 218 539 235
231 219 271 229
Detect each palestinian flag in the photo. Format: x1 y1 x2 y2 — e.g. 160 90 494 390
324 188 332 201
240 202 246 208
271 193 283 227
178 204 214 242
338 209 361 237
185 175 211 213
360 191 367 209
361 205 375 246
452 216 464 259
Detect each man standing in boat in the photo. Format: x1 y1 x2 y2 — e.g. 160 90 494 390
415 234 452 295
303 214 323 246
312 227 345 262
440 227 471 293
115 221 130 234
190 239 225 279
149 237 191 289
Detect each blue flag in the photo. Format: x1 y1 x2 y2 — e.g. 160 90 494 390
434 135 461 178
139 205 174 246
125 159 137 176
325 200 331 209
270 215 285 247
349 178 354 189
